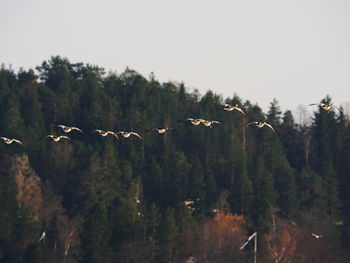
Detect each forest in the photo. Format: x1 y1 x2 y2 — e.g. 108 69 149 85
0 56 350 262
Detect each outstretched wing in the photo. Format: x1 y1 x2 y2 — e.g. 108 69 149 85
13 139 23 145
333 105 343 113
264 123 275 132
131 132 142 140
176 118 193 123
93 129 104 135
234 107 246 116
308 103 318 106
60 136 72 141
247 121 258 127
72 127 84 133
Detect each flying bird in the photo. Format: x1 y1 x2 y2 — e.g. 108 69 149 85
246 121 275 132
58 125 83 133
46 135 71 142
311 233 323 239
145 127 172 134
222 104 246 115
1 137 23 145
176 118 205 126
308 103 343 113
38 231 46 242
116 131 142 140
201 120 221 128
93 129 118 138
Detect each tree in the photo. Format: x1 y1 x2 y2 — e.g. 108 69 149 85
156 208 180 262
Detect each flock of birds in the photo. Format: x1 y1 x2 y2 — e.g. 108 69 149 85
0 102 343 147
1 100 338 246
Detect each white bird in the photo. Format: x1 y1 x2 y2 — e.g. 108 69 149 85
116 131 142 140
146 127 172 134
308 103 342 113
184 200 194 206
311 233 323 239
93 129 118 138
246 121 275 132
38 231 46 242
46 135 71 142
222 104 246 115
201 120 221 128
1 137 23 145
176 118 205 126
58 125 83 133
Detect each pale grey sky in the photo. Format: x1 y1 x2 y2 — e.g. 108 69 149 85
1 0 350 115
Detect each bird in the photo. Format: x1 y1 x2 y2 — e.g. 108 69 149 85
58 125 83 133
145 127 172 134
222 104 246 115
93 129 118 138
176 118 205 126
116 131 142 140
201 120 221 128
308 103 343 113
1 137 23 145
46 135 71 142
311 233 323 239
38 231 46 242
184 200 194 206
246 121 275 132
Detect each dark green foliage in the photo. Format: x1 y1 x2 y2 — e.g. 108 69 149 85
0 57 349 261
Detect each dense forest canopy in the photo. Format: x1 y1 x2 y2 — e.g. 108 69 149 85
0 56 349 262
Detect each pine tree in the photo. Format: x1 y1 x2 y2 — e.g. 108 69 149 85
252 156 275 231
156 208 179 262
312 96 341 217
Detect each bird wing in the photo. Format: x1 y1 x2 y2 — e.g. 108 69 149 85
333 105 343 113
212 121 221 124
38 232 46 242
13 139 23 145
0 137 7 141
311 233 321 238
247 122 258 126
108 131 117 135
58 125 66 129
131 132 142 140
308 103 318 106
72 127 84 133
60 136 71 141
265 123 275 132
234 107 246 115
46 135 55 138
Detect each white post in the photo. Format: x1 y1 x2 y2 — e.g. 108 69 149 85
254 232 257 263
240 232 257 263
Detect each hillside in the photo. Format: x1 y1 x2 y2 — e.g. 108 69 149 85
0 56 349 262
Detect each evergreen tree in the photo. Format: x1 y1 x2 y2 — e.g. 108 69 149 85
156 208 179 262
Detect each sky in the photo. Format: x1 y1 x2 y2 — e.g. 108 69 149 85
1 0 350 117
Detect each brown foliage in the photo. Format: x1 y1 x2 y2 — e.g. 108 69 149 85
261 214 347 263
195 212 246 263
12 154 43 221
12 154 82 262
